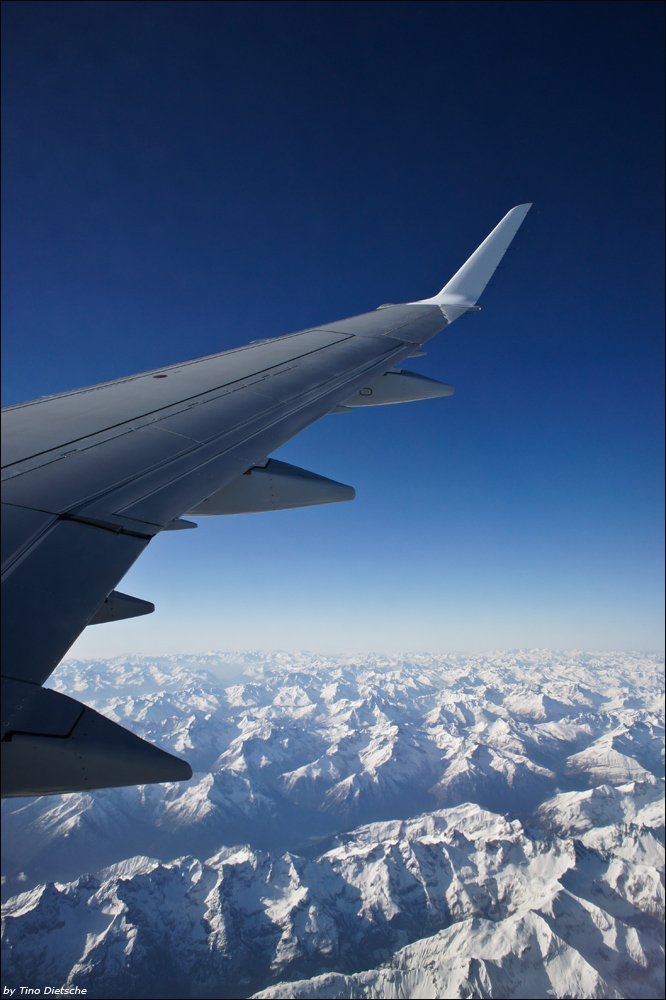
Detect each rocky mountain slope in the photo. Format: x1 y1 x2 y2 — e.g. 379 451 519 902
2 651 664 998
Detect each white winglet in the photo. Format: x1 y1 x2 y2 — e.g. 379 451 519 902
413 203 532 322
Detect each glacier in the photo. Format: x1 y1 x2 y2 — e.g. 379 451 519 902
1 650 664 999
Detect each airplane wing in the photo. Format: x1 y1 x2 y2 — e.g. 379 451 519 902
0 204 531 797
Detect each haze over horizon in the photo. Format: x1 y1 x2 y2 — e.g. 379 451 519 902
2 1 664 654
3 648 664 997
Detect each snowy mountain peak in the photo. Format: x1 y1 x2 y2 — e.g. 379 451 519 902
2 650 663 999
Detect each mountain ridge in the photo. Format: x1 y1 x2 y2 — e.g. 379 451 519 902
2 650 663 998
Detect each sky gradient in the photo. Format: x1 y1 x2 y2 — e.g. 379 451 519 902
2 0 664 653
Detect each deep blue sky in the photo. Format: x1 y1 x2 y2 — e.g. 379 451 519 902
2 0 664 653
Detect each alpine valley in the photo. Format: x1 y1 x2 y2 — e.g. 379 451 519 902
1 650 664 999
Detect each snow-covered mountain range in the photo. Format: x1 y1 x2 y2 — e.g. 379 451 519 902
2 650 664 999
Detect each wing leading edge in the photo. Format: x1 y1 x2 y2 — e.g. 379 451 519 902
0 204 531 796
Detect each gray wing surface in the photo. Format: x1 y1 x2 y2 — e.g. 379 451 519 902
1 204 530 797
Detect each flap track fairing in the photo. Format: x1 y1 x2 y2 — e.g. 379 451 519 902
186 458 355 516
1 679 191 796
88 590 155 625
343 369 454 407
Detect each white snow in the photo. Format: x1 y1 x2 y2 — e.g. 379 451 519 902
1 650 663 999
